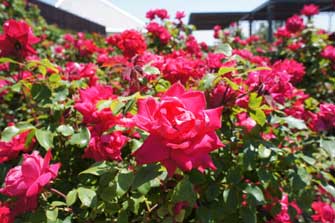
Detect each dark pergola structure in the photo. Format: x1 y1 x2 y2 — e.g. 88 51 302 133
189 0 335 41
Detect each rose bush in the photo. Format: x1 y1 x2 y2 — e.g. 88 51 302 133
0 1 334 222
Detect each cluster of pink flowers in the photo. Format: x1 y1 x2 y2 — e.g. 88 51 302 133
321 45 335 61
107 30 147 58
64 62 98 85
272 59 306 84
154 54 206 84
63 32 99 57
312 103 335 132
146 22 171 44
74 85 128 161
266 194 302 223
146 8 169 20
133 82 223 176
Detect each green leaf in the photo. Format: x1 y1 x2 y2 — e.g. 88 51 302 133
66 190 77 206
223 187 239 212
143 65 160 75
155 78 171 93
0 57 20 64
117 211 128 223
132 164 161 189
216 43 232 57
258 144 271 158
244 185 264 204
11 82 22 92
116 172 134 197
322 184 335 198
175 209 186 222
218 67 236 76
240 207 256 223
79 162 109 176
69 127 90 148
171 177 197 206
110 100 125 115
199 73 216 90
1 123 34 142
35 129 54 150
77 187 97 207
1 125 20 142
96 100 113 111
248 93 262 110
54 86 69 102
223 77 239 90
249 109 266 126
56 125 74 137
63 215 72 223
49 73 61 83
31 84 52 103
50 201 67 207
282 116 307 130
320 139 335 158
46 208 58 221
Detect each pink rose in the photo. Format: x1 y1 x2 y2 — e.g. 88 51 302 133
0 150 60 198
0 202 13 223
83 131 128 162
236 112 256 132
285 15 304 33
133 82 223 176
312 201 335 223
301 4 319 17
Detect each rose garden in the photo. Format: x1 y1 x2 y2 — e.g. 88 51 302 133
0 1 334 222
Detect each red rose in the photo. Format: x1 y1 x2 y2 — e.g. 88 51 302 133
0 202 13 223
0 19 39 59
107 30 146 58
0 150 60 198
312 201 335 223
83 131 128 162
133 82 223 176
301 4 319 17
285 15 304 33
0 130 33 164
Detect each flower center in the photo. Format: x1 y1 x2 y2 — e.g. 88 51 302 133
14 42 22 51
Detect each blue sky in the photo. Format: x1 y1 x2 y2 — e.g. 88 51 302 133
109 0 267 22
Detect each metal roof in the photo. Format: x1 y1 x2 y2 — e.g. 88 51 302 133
29 0 106 34
31 0 145 34
54 0 144 33
189 0 335 30
189 12 249 30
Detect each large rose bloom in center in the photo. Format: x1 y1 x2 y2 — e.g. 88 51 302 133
133 82 223 175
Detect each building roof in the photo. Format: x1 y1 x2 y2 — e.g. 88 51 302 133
189 12 249 30
189 0 335 30
30 0 106 34
34 0 145 33
54 0 144 33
